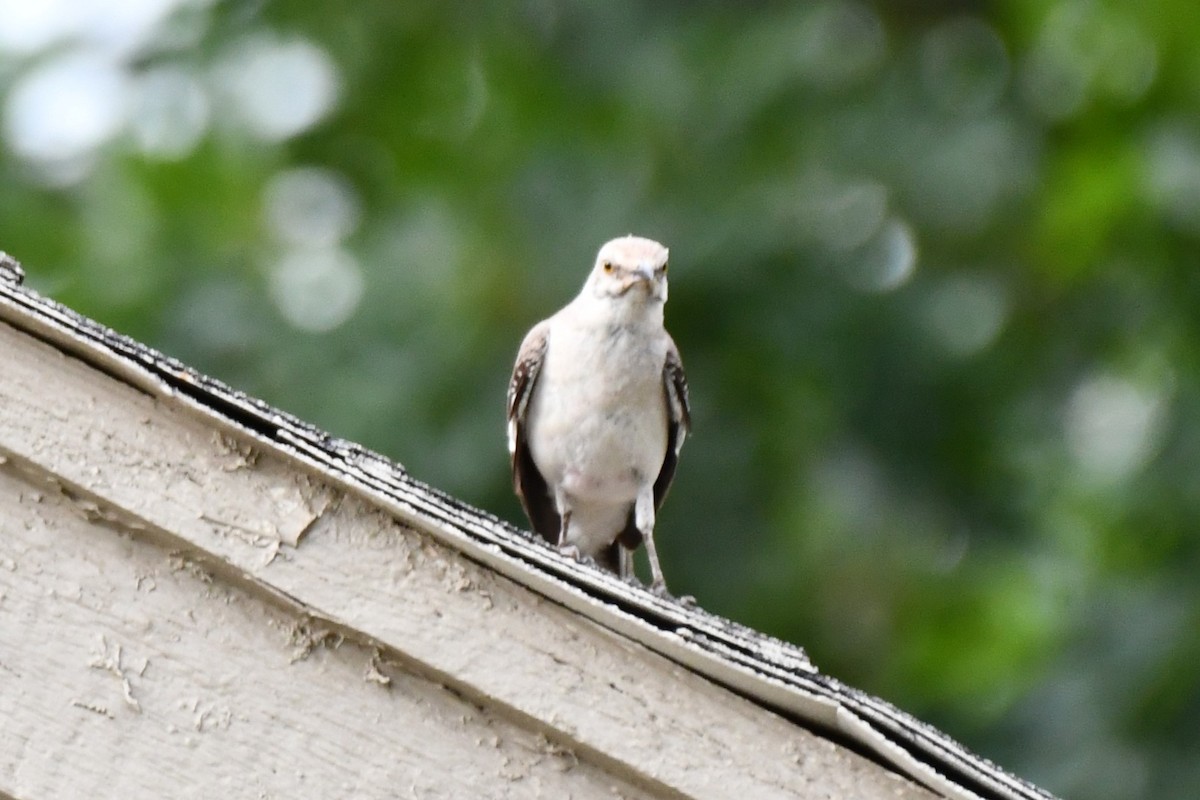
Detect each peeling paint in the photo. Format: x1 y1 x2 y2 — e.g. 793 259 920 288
88 635 142 714
213 432 260 472
70 699 114 719
365 649 392 687
288 621 344 663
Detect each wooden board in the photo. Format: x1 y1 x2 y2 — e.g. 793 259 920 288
0 319 933 799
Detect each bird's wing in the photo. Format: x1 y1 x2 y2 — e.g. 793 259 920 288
619 335 691 550
507 321 561 542
655 334 691 506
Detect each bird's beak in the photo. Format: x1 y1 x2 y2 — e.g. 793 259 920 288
620 263 656 290
614 262 661 296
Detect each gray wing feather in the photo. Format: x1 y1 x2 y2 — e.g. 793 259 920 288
507 322 561 542
656 335 691 500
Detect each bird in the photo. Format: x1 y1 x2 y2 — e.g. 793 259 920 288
507 235 690 594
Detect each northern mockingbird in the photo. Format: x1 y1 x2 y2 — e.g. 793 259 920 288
507 235 690 593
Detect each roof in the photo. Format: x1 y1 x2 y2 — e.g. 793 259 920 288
0 252 1056 800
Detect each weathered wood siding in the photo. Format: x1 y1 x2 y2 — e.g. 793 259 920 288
0 320 932 799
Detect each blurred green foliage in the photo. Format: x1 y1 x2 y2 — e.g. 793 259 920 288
3 1 1199 797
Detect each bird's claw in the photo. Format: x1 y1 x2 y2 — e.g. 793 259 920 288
558 544 600 569
646 582 695 605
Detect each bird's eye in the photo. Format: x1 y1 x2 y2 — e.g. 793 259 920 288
602 261 615 273
661 262 668 274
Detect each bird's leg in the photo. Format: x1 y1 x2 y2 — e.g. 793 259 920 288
554 487 580 559
557 515 581 563
617 546 634 581
556 510 573 548
635 487 667 594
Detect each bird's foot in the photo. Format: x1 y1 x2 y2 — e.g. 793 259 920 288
645 580 695 606
557 543 585 562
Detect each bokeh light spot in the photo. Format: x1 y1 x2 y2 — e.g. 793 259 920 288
798 1 887 89
0 0 71 55
810 443 888 536
0 0 197 58
841 218 917 293
920 17 1009 115
130 65 210 160
1142 123 1200 236
269 247 364 332
3 49 129 169
910 118 1031 233
220 36 339 142
921 272 1008 357
799 174 889 253
264 167 361 248
1021 1 1157 120
1066 374 1166 485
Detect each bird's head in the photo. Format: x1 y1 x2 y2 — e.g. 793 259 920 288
584 235 669 304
